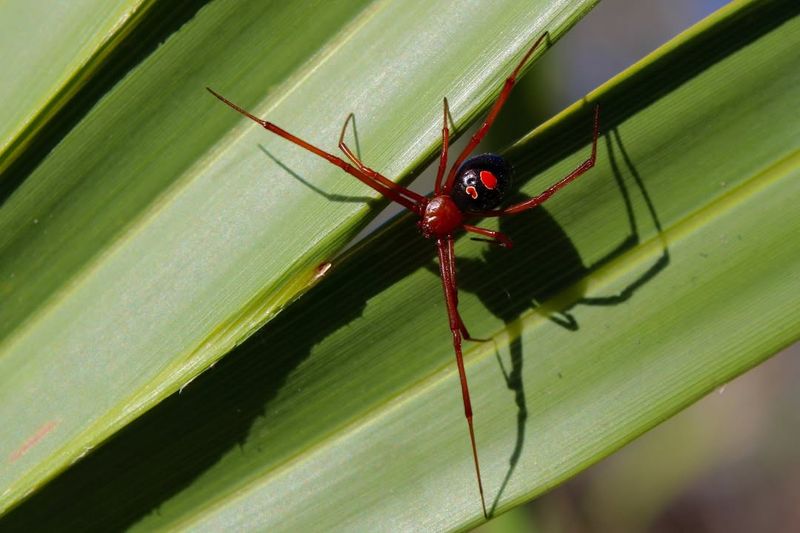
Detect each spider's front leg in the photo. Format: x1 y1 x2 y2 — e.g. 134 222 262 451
206 87 426 214
336 113 427 210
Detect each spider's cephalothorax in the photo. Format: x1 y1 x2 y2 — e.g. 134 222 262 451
450 154 512 212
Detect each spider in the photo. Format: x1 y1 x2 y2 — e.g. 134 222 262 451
207 31 600 518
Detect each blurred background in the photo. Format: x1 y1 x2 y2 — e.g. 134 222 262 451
470 1 800 531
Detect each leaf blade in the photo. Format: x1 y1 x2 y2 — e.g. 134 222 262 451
0 0 599 519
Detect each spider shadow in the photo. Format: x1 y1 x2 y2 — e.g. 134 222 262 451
451 128 669 516
257 109 388 207
258 145 376 205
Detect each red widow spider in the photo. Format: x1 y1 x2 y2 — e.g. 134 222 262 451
208 31 600 518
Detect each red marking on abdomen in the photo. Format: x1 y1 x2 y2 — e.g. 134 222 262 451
466 185 478 199
479 170 497 189
8 420 59 463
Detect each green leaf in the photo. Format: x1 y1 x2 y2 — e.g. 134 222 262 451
125 4 797 529
0 0 600 522
0 0 153 178
4 0 799 531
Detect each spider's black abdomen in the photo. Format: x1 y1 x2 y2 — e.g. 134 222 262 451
450 153 512 212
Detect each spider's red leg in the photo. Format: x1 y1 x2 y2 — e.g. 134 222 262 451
434 98 451 195
437 237 487 518
444 237 487 342
207 88 424 214
463 224 513 249
443 32 550 193
337 113 427 206
487 104 600 216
